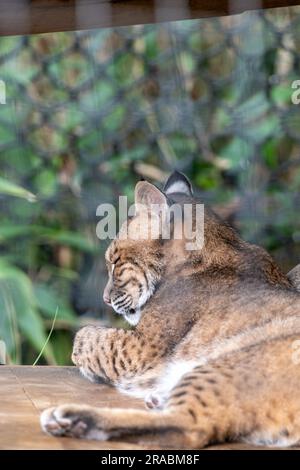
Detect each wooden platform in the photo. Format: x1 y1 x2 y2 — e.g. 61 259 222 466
0 366 285 450
1 1 300 37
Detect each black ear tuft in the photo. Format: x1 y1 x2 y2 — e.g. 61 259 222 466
163 170 193 196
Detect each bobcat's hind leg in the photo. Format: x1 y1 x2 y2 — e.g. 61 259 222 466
41 337 300 448
165 337 300 448
40 360 252 448
40 359 252 449
40 403 203 448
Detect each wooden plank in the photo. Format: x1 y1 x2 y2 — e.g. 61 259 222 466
0 366 145 449
0 366 296 450
0 1 300 37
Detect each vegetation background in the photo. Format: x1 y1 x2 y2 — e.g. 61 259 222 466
0 6 300 365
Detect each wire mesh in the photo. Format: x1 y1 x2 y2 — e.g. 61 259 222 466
0 6 300 322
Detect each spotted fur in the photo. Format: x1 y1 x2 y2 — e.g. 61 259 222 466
41 172 300 449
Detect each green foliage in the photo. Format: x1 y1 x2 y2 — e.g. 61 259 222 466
1 7 300 364
0 259 54 363
0 177 36 201
0 254 78 364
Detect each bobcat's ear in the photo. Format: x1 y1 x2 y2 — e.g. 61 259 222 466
135 181 167 213
163 170 193 196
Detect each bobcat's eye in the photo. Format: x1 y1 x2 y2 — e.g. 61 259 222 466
113 256 121 266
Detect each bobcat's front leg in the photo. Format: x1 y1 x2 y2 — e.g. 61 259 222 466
72 325 165 385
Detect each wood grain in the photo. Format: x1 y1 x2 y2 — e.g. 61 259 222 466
0 1 300 37
0 365 294 450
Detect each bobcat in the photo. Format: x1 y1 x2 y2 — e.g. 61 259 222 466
41 171 300 448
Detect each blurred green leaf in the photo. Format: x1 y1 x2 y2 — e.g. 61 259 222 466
0 259 55 364
33 283 77 324
0 177 36 201
0 224 96 253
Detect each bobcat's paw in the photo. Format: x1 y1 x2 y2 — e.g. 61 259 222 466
71 325 99 367
40 404 110 440
71 326 110 384
145 392 166 410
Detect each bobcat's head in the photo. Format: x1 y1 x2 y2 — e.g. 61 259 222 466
103 171 195 325
103 170 290 325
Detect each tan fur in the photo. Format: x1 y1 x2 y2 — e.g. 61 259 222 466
41 173 300 449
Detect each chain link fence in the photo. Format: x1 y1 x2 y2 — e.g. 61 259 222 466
0 6 300 362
